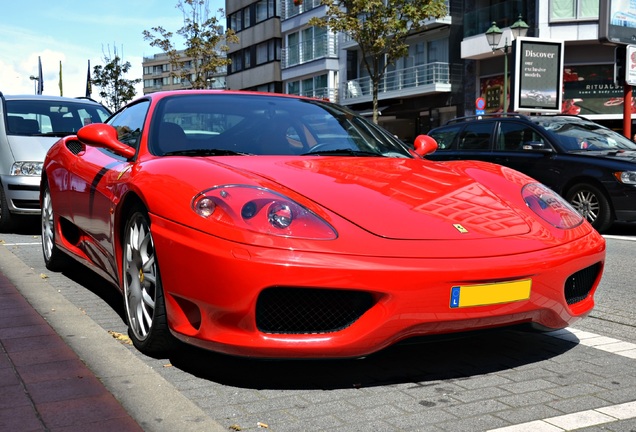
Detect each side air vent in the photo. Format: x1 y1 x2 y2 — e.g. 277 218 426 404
66 140 84 155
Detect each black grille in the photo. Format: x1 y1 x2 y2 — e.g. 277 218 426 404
66 140 84 155
12 199 40 209
565 262 602 305
256 288 375 334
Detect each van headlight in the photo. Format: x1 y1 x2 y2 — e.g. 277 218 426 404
11 162 43 176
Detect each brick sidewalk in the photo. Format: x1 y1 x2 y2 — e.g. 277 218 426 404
0 272 142 432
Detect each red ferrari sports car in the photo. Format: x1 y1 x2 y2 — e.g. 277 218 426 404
41 90 606 359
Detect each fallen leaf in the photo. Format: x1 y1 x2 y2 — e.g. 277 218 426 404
229 424 242 431
108 330 133 345
257 422 269 428
40 273 48 279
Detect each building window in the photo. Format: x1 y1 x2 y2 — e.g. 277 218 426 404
550 0 599 21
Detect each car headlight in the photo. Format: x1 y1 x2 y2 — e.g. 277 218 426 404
11 162 43 176
192 185 338 240
522 183 584 229
614 171 636 185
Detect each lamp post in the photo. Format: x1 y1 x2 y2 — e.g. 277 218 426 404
485 15 529 113
29 75 39 95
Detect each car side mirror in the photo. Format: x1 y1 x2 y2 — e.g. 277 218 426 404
77 123 136 159
522 141 552 153
413 135 438 156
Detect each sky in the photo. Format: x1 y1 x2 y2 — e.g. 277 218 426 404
0 0 225 102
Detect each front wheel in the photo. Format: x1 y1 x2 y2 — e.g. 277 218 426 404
122 206 176 357
565 183 612 232
41 183 69 271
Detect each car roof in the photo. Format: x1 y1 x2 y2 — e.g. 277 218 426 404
1 93 104 105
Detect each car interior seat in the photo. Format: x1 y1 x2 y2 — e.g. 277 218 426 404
156 122 187 154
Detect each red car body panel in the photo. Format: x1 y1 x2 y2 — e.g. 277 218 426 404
41 91 606 358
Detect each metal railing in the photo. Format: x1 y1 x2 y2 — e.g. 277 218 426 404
342 62 460 101
281 0 324 20
282 33 338 68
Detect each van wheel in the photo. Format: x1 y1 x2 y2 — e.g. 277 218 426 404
566 183 612 232
0 186 16 232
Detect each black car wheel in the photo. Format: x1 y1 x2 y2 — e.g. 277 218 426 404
566 183 612 232
41 182 69 271
122 205 176 357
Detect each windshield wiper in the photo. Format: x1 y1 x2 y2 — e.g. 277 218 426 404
35 131 76 137
300 148 382 157
163 148 250 156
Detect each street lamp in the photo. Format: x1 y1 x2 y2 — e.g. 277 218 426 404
485 15 529 113
29 75 39 95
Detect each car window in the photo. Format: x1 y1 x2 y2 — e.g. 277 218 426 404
497 122 546 151
108 100 150 149
5 99 110 137
458 122 493 151
428 124 462 150
147 94 413 157
532 117 636 152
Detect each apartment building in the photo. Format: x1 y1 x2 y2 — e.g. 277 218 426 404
225 0 283 92
223 0 629 139
142 52 227 94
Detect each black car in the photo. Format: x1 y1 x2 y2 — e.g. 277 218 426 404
426 114 636 232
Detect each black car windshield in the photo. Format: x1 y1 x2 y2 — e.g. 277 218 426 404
148 93 413 158
531 116 636 152
5 99 111 137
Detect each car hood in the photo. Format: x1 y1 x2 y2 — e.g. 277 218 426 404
573 149 636 163
6 135 59 162
220 157 533 240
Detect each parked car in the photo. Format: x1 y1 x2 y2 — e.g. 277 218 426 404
0 93 110 231
41 91 605 359
426 114 636 232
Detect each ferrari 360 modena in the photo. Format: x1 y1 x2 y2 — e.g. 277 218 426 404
40 90 605 359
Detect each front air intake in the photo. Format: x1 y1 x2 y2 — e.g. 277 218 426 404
256 287 374 334
565 262 602 305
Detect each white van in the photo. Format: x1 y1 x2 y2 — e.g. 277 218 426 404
0 93 111 231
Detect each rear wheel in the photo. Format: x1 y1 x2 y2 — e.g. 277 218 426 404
122 206 176 357
41 183 68 271
565 183 612 232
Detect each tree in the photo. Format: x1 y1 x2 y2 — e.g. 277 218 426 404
309 0 447 124
92 46 141 112
143 0 238 90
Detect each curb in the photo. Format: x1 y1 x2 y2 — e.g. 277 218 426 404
0 245 225 432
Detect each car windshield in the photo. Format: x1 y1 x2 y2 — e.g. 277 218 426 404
531 116 636 152
6 99 111 137
148 93 413 158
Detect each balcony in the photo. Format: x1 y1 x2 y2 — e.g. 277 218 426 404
281 0 324 20
341 62 461 104
282 34 338 68
292 87 338 102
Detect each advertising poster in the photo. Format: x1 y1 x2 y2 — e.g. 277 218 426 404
600 0 636 44
513 38 564 113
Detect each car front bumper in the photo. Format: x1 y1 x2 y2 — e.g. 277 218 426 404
150 215 606 359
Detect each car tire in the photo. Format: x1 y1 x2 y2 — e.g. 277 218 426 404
41 182 69 271
565 183 612 232
122 205 177 357
0 183 16 232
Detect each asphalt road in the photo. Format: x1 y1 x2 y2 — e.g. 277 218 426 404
2 220 636 432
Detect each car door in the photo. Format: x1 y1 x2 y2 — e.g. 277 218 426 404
427 121 497 164
490 121 563 188
69 101 149 281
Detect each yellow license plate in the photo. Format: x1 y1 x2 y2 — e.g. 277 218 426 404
450 279 531 308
